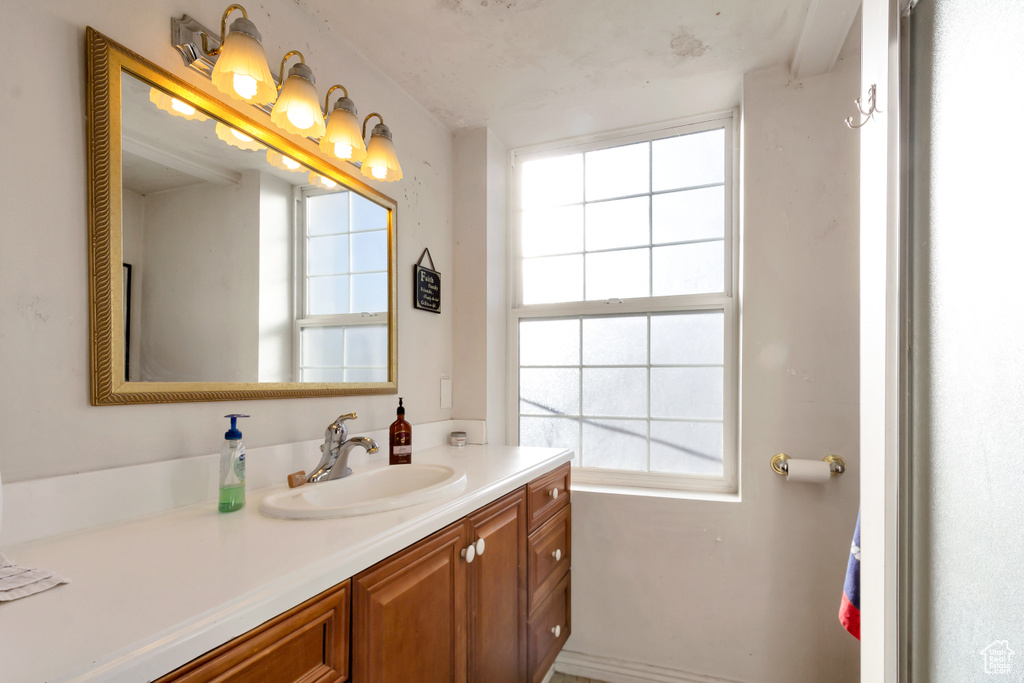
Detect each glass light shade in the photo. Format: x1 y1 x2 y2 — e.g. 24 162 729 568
308 172 339 190
320 107 367 163
267 149 302 172
362 131 403 182
270 63 326 138
149 88 209 122
215 122 264 151
210 20 277 107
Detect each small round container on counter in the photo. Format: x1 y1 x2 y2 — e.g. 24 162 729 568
449 431 467 447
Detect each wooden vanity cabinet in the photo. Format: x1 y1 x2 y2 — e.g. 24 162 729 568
156 464 569 683
526 463 571 683
352 488 528 683
154 581 350 683
466 489 528 683
352 520 469 683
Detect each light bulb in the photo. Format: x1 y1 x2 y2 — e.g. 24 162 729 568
333 143 353 160
371 165 387 180
233 73 258 100
231 129 253 143
286 106 315 131
283 156 300 170
170 98 196 116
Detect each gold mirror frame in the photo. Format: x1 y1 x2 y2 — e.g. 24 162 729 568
86 28 398 405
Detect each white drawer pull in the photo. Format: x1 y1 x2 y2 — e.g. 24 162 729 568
461 544 476 563
551 624 561 638
549 487 559 500
475 538 486 556
552 548 562 562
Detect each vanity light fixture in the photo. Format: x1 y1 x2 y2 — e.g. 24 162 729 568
361 113 403 182
270 51 326 138
320 85 367 163
205 4 277 106
215 122 264 151
149 88 209 121
171 9 403 184
266 149 302 172
309 172 339 190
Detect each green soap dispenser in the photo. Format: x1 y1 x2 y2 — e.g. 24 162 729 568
219 414 250 513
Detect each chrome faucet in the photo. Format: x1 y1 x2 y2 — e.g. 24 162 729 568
307 413 380 483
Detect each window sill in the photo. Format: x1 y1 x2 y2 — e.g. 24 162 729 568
569 481 741 503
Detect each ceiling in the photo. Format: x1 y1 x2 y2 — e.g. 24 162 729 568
295 0 861 147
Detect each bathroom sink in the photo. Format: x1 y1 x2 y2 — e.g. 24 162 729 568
259 464 468 520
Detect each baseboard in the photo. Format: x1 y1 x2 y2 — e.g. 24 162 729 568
555 650 746 683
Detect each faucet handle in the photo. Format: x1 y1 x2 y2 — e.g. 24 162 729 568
328 413 358 446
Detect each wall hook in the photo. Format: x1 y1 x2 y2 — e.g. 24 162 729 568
845 84 883 129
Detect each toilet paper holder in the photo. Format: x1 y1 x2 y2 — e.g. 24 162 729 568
771 453 846 476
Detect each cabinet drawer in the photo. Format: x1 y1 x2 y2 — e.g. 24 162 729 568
156 582 350 683
527 463 570 532
527 571 571 683
527 504 570 615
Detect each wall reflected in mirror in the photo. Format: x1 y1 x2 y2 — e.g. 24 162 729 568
121 72 389 384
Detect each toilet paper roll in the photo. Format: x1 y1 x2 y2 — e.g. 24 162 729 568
786 459 832 483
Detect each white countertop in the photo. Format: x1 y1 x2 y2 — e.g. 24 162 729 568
0 443 571 683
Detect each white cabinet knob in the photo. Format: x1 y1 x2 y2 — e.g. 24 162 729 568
549 488 559 500
475 538 486 556
551 625 561 638
461 544 476 563
551 548 562 562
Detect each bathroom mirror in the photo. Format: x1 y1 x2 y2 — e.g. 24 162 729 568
86 28 397 404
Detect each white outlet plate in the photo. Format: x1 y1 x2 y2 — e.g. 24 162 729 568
440 377 453 409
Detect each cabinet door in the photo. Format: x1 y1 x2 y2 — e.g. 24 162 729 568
352 520 469 683
467 489 528 683
155 582 349 683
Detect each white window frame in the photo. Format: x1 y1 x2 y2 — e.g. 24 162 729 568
294 186 388 382
507 111 740 495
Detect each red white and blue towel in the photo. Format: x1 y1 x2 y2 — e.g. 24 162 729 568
838 512 861 640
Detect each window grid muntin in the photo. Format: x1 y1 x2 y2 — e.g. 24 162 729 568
512 113 737 492
297 187 388 381
518 310 726 475
520 133 728 306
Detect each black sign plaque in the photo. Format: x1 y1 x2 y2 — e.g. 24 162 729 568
414 248 441 313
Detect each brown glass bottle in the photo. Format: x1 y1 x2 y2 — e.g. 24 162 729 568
389 397 412 465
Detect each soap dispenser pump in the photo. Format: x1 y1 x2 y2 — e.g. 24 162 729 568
219 414 250 513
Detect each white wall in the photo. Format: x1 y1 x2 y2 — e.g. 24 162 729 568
140 174 260 382
0 0 453 482
122 189 146 382
452 127 508 443
562 59 861 682
257 172 294 383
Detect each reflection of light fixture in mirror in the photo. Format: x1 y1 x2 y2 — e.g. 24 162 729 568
149 88 210 121
267 149 302 172
361 113 403 182
204 4 277 106
215 122 264 151
270 51 326 138
320 85 367 163
309 172 339 190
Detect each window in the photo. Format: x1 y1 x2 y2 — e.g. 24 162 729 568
511 114 737 494
297 188 389 382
